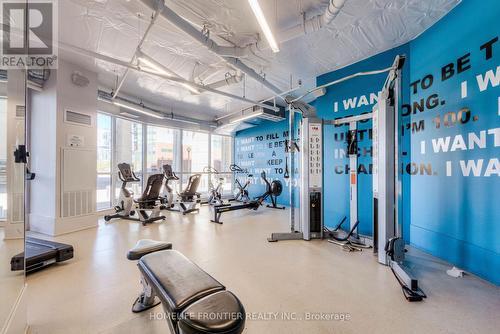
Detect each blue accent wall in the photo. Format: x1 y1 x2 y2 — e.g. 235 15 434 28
315 45 411 237
234 120 290 206
235 0 500 285
407 0 500 285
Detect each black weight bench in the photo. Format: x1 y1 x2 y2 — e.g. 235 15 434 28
128 240 246 334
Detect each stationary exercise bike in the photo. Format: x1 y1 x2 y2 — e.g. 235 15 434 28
104 163 166 225
230 164 252 202
161 164 202 215
255 171 285 210
204 166 224 206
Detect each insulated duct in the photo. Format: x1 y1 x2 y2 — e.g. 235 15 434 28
59 42 279 112
140 0 283 94
98 89 217 127
140 0 346 97
204 73 244 90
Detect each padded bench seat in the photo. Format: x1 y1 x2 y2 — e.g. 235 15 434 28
179 291 245 334
139 250 225 313
127 239 173 260
137 250 245 334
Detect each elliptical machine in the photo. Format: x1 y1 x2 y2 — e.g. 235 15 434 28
161 164 202 215
255 171 285 210
230 164 252 203
104 163 166 225
204 166 224 206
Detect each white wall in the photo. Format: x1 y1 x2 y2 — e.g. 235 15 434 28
29 68 58 234
30 60 98 236
0 84 7 228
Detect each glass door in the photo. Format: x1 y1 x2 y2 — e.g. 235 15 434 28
0 69 27 329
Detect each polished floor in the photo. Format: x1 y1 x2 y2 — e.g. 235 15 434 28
26 207 500 334
0 228 25 330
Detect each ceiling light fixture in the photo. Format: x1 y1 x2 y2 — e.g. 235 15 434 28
137 55 172 78
248 0 280 53
216 122 237 130
138 52 201 94
119 112 140 119
113 100 165 119
230 109 264 124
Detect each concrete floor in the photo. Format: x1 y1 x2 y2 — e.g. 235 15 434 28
25 207 500 334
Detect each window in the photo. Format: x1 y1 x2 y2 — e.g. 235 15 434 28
115 118 143 200
96 113 112 210
211 135 233 195
146 125 180 192
0 98 7 220
146 125 179 172
182 131 209 192
96 114 235 208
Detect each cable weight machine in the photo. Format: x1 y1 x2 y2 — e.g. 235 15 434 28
267 55 425 301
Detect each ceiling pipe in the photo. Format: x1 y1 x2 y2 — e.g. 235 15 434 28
140 0 283 94
98 90 217 127
58 42 280 112
113 9 162 98
322 0 347 26
279 0 347 44
204 73 244 90
137 51 202 94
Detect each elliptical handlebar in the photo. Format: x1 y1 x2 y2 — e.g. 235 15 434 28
230 164 247 173
117 163 140 183
203 166 219 174
118 171 141 183
118 171 138 183
162 164 179 181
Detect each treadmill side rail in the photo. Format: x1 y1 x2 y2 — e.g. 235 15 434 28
10 237 74 273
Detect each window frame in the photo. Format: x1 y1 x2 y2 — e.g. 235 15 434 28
0 97 7 221
96 112 113 211
96 111 235 210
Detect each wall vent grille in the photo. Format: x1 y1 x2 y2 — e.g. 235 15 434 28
65 110 92 126
15 105 25 118
62 190 94 218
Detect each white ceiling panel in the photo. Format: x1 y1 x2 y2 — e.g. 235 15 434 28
59 0 461 121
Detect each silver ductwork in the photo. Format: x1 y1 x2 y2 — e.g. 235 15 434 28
98 89 217 127
204 73 244 90
140 0 283 94
59 42 279 112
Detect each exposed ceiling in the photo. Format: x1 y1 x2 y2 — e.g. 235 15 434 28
59 0 460 121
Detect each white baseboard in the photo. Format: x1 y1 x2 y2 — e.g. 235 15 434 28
30 213 99 236
1 284 27 334
54 214 99 235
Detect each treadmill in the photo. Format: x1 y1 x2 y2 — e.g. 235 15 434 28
11 237 74 273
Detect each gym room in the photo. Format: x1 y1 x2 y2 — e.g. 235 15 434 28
0 0 499 333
